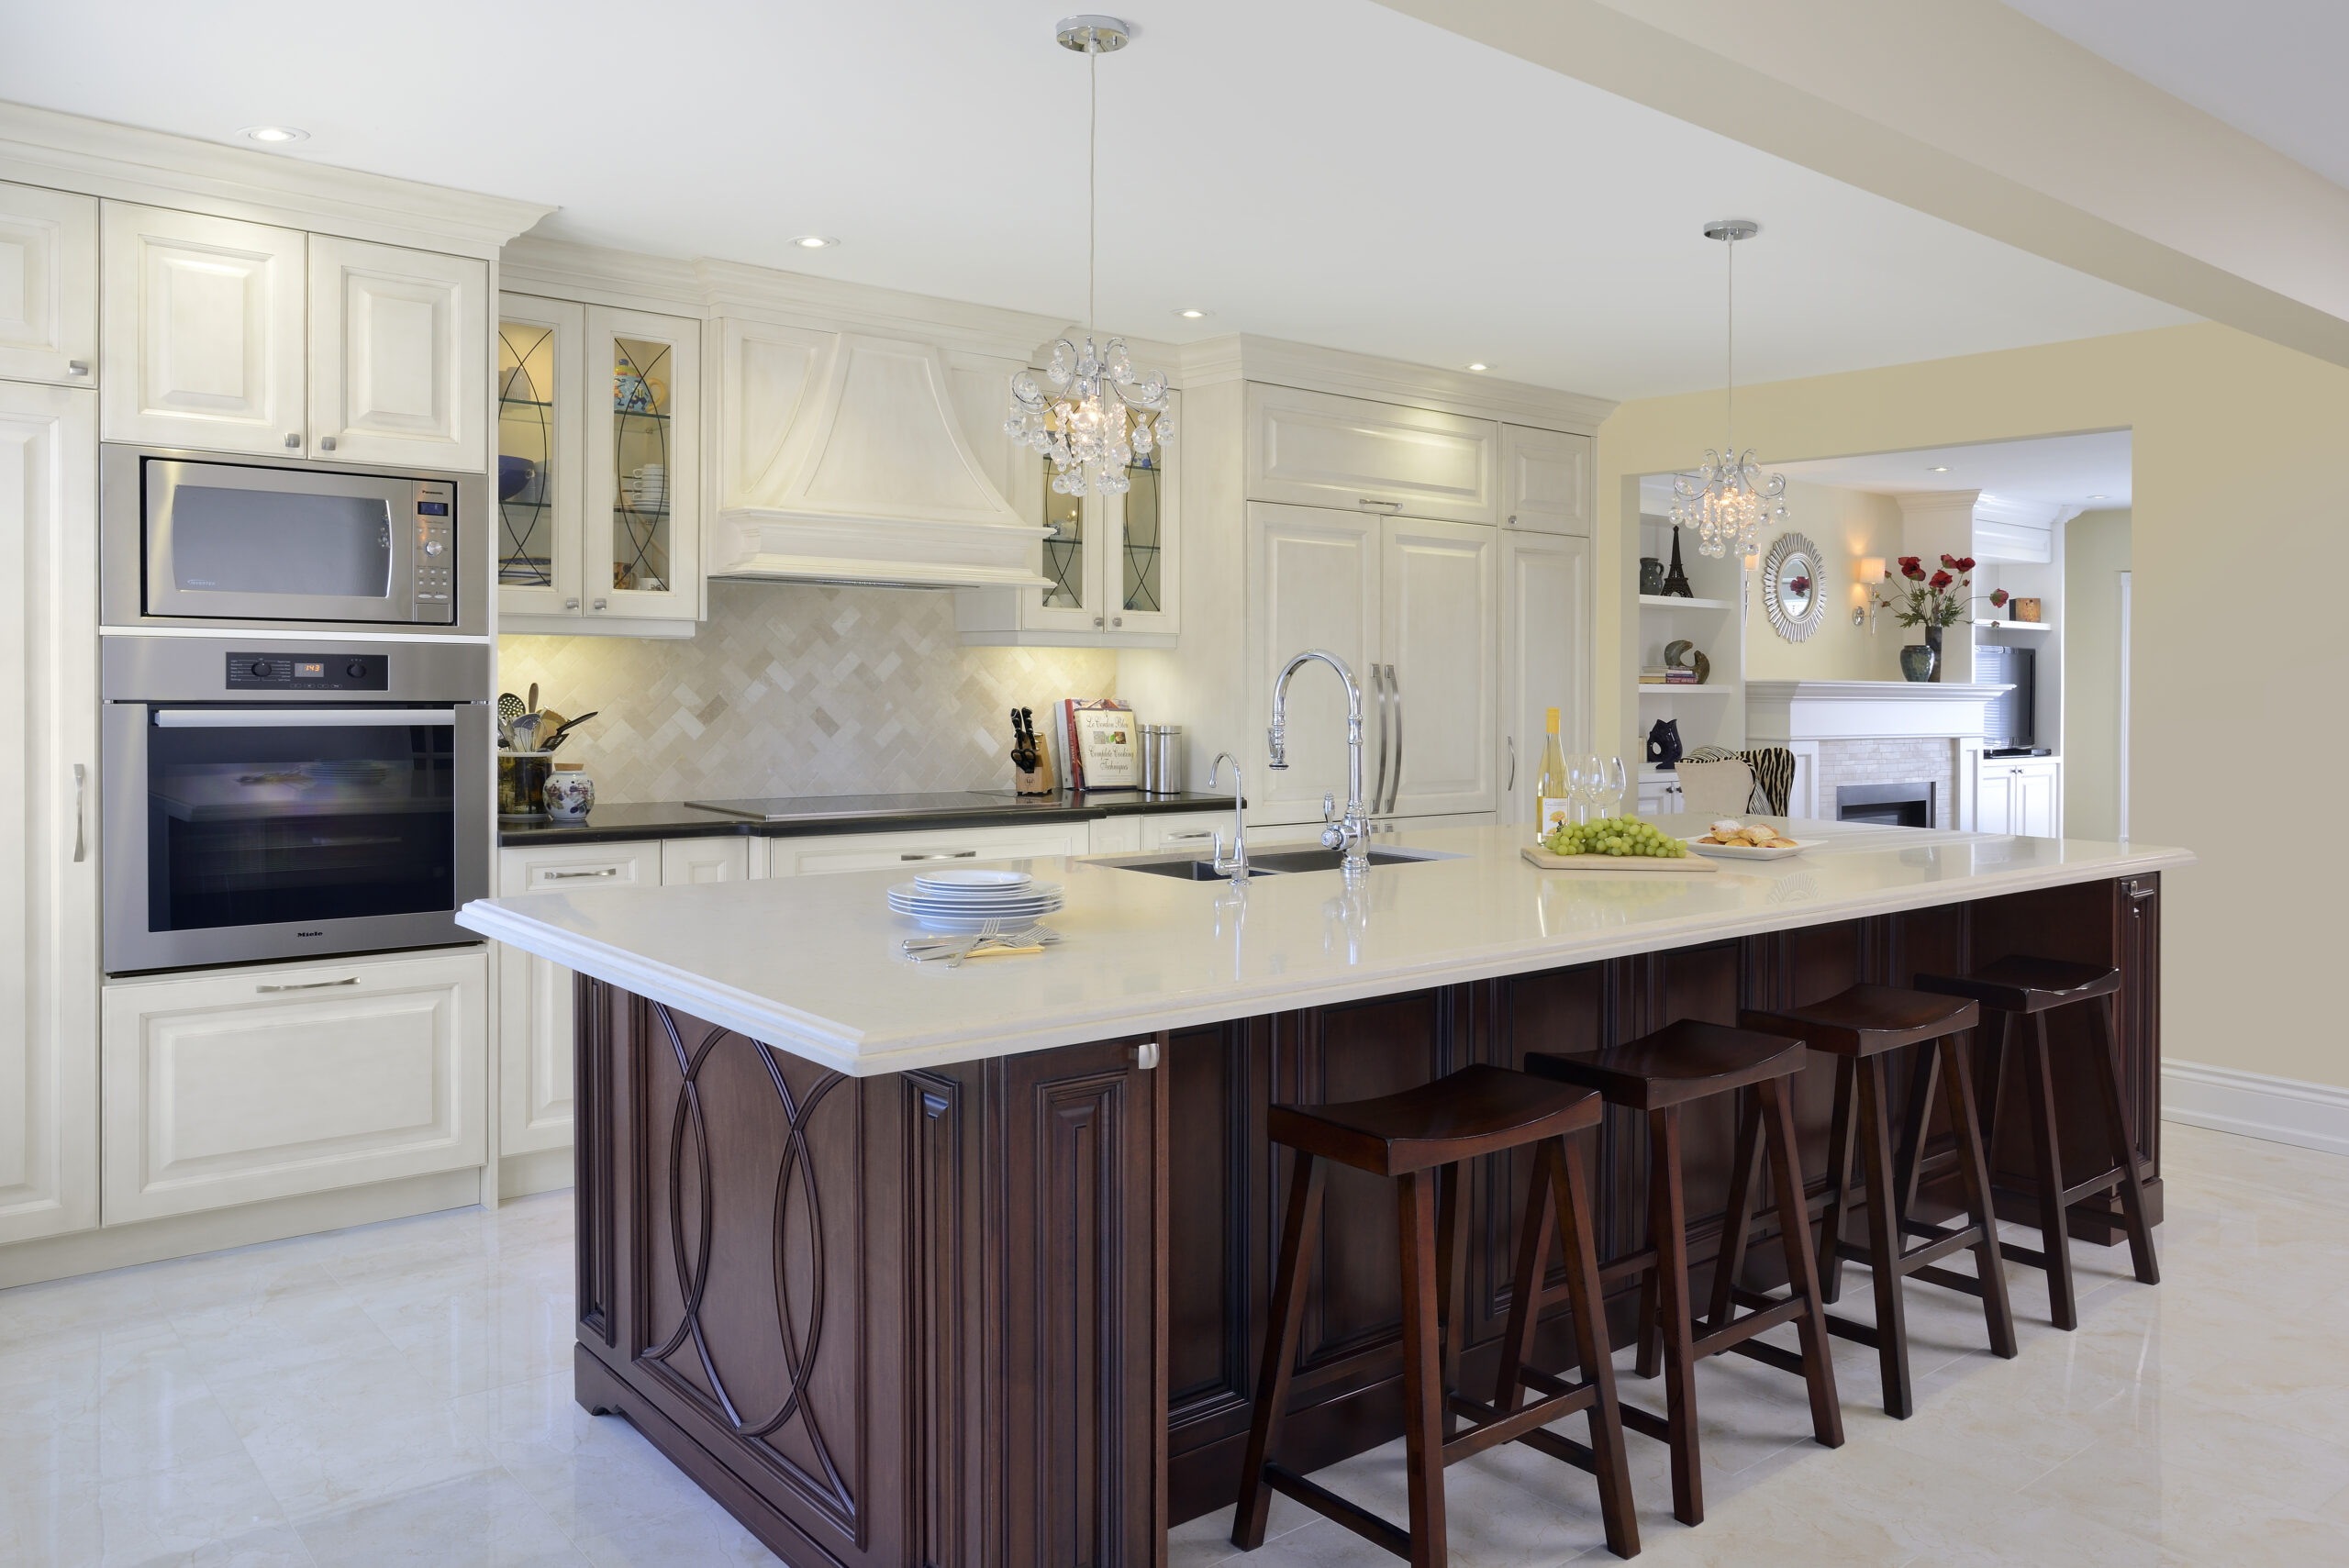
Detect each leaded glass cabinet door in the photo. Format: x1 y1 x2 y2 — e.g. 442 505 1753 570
582 305 700 625
1025 455 1103 635
1106 393 1178 639
495 294 584 621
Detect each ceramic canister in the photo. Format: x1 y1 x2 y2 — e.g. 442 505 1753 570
545 762 596 823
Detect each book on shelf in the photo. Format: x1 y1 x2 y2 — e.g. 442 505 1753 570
1639 666 1671 685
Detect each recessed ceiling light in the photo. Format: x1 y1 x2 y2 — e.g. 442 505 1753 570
1466 362 1488 373
2087 494 2109 500
239 125 308 144
791 235 838 250
1174 307 1211 320
1925 465 1950 473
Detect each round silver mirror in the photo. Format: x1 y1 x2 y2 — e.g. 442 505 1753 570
1762 531 1824 642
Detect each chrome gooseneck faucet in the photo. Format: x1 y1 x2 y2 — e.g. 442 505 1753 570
1209 751 1250 882
1267 649 1371 878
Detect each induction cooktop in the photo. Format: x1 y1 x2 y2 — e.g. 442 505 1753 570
681 791 1027 822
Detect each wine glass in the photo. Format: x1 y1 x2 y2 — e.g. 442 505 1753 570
1564 756 1589 824
1580 753 1608 822
1600 756 1630 818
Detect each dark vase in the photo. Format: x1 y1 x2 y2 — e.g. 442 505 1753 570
1645 717 1683 769
1924 623 1944 683
1900 641 1937 683
1639 557 1666 595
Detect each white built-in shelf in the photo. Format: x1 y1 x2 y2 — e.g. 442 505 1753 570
1975 619 2054 633
1638 684 1734 696
1640 594 1736 611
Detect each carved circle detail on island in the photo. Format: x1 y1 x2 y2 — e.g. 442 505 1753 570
1761 530 1825 643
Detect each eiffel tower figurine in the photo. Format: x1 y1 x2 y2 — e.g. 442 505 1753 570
1662 526 1696 597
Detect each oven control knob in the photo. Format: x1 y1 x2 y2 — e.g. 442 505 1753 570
423 541 444 557
248 661 273 679
346 662 368 679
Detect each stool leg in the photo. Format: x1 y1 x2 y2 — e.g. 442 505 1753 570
1396 1168 1449 1568
1231 1149 1325 1551
1855 1053 1914 1419
1816 1055 1858 1306
1894 1041 1943 1230
1758 1073 1843 1450
1435 1161 1464 1441
1942 1032 2018 1360
1648 1106 1704 1526
1494 1140 1559 1415
1706 1090 1764 1336
2020 1012 2079 1330
1553 1135 1641 1561
1977 1010 2011 1183
2089 994 2161 1287
1633 1261 1662 1380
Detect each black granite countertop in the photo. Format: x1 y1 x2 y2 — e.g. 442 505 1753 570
497 789 1236 848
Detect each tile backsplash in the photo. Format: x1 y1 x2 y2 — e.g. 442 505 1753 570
498 581 1115 803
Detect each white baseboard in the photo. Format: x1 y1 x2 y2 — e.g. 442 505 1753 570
2162 1059 2349 1159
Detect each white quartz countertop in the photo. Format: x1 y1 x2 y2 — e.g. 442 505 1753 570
456 819 2192 1077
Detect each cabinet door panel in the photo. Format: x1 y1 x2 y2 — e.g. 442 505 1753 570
101 204 306 454
498 945 574 1156
2013 764 2061 839
584 306 700 623
1499 532 1590 826
1499 424 1591 537
1384 517 1497 817
101 951 486 1223
309 237 486 470
0 382 98 1244
659 837 752 884
1246 384 1497 523
0 181 97 386
1975 769 2013 835
1249 502 1381 822
773 823 1087 876
496 294 586 619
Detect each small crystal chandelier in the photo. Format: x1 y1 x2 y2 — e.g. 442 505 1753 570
1005 15 1174 498
1671 219 1786 559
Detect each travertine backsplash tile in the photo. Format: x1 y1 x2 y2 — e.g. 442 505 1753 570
498 581 1115 803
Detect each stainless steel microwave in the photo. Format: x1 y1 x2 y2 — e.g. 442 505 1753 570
103 445 488 637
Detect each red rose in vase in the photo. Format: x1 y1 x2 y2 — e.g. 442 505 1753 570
1928 570 1954 590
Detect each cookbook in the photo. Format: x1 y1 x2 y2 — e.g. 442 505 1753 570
1063 698 1140 791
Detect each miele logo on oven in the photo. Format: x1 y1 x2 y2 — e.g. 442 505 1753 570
297 930 324 938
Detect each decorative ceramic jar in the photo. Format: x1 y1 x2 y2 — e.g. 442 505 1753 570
497 752 552 818
1639 557 1666 595
546 762 596 823
1899 642 1937 683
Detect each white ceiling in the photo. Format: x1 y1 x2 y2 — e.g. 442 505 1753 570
0 1 2196 401
2003 0 2349 192
1771 431 2132 509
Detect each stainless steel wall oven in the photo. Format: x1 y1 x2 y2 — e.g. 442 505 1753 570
103 637 491 973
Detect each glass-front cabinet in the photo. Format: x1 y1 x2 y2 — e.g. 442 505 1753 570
496 293 701 636
959 390 1178 646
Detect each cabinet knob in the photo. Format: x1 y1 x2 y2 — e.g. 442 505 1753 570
591 597 607 611
1506 513 1517 528
1093 615 1104 628
319 436 337 452
284 433 301 449
66 361 88 376
564 597 580 610
1111 615 1122 628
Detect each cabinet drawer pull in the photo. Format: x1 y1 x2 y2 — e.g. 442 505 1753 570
2128 883 2156 901
900 851 980 862
1356 497 1402 514
72 762 86 862
257 976 360 993
1130 1039 1161 1071
544 866 622 881
1159 830 1213 843
284 433 301 449
319 435 338 452
66 361 89 377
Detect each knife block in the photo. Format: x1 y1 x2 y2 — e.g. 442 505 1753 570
1013 745 1054 796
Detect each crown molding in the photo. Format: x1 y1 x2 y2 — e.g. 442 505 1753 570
0 100 550 258
499 237 706 313
1892 488 1985 516
697 256 1067 362
1182 333 1615 433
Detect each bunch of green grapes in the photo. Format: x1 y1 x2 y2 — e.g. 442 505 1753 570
1543 816 1687 858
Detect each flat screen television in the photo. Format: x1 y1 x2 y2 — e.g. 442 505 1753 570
1976 644 2036 751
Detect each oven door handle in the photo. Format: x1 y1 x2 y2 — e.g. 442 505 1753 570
151 708 460 728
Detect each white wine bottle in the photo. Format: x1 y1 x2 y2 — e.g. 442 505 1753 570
1534 707 1572 839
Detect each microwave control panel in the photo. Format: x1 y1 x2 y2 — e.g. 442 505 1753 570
413 481 457 617
225 652 390 691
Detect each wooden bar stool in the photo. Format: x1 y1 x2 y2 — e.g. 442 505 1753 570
1230 1063 1640 1564
1522 1021 1842 1529
1740 986 2018 1419
1913 958 2159 1329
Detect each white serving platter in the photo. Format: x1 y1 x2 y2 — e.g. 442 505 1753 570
1682 838 1819 862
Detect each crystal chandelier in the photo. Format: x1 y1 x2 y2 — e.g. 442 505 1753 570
1005 15 1174 498
1670 220 1786 559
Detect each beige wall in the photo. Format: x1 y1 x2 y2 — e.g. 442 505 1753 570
1595 322 2349 1090
1742 481 1907 684
2065 509 2132 840
498 581 1114 804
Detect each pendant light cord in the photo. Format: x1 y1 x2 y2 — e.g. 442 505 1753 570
1724 236 1735 453
1087 45 1098 333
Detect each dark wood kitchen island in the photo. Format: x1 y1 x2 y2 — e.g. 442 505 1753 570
458 819 2188 1567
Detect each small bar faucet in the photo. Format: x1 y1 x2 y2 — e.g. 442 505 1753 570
1209 751 1250 881
1268 649 1371 878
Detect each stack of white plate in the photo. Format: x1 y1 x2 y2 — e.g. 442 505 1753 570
886 868 1063 931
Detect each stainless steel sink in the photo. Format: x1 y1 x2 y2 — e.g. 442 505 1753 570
1100 846 1458 880
1116 858 1275 881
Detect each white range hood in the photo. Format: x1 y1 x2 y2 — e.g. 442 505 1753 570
710 323 1050 589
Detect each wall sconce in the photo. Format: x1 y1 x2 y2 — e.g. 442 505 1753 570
1855 556 1886 629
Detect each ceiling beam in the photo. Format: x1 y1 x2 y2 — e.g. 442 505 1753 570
1372 0 2349 368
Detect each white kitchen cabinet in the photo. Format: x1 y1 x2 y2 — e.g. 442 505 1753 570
1383 517 1498 817
307 235 486 471
1638 771 1687 818
494 840 659 1162
660 836 755 884
100 951 488 1224
1249 502 1383 822
499 295 702 635
1245 384 1497 524
0 181 97 387
101 203 306 456
770 820 1089 877
1499 531 1592 826
1977 757 2063 838
1499 424 1592 537
0 380 99 1245
1138 811 1228 854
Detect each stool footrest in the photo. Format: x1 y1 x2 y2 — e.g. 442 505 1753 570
1911 1262 1987 1298
1894 1222 1986 1273
1260 1462 1413 1561
1824 1313 1883 1351
1725 1336 1810 1379
1693 1293 1809 1359
1443 1386 1598 1465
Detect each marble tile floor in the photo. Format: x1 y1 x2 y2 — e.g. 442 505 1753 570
2 1122 2343 1566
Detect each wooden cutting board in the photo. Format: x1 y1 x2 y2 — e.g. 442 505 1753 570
1520 846 1719 873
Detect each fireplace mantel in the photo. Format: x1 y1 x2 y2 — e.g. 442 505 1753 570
1746 679 2012 742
